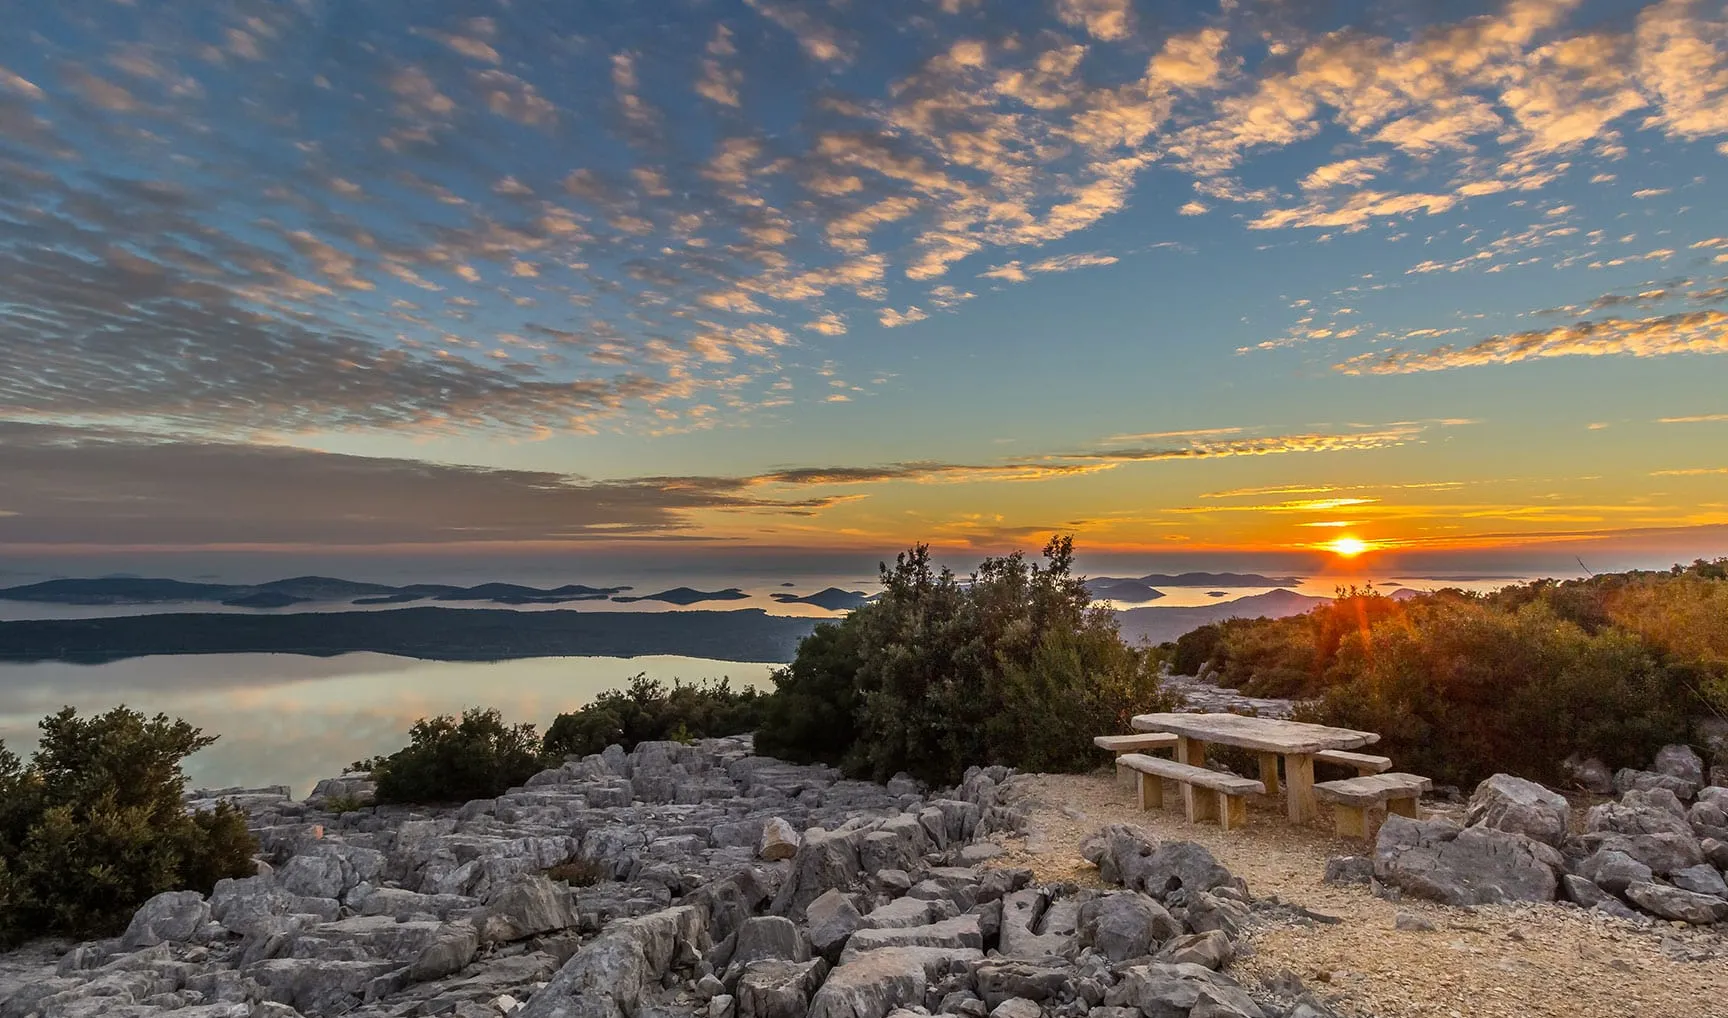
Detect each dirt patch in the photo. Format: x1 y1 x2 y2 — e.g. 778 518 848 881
989 770 1728 1018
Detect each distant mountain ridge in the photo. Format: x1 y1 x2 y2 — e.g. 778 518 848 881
1114 588 1329 645
1093 571 1304 588
0 575 631 607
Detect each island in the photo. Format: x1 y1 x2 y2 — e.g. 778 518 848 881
0 607 818 664
0 575 632 608
769 588 871 611
611 587 751 606
1084 579 1166 603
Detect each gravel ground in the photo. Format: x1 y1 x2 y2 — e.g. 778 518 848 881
992 771 1728 1018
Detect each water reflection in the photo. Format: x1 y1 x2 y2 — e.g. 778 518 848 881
0 652 775 797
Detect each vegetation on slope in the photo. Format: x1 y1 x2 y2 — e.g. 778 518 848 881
0 707 257 946
1172 560 1728 786
755 536 1176 785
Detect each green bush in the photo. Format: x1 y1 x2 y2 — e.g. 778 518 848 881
363 707 545 805
543 674 767 759
0 707 257 946
756 537 1176 785
1183 566 1725 787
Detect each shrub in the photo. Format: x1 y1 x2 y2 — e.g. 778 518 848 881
365 707 545 805
756 536 1176 785
0 706 258 946
542 674 767 759
1184 566 1724 787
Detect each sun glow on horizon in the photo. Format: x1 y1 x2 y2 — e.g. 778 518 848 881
1326 536 1372 558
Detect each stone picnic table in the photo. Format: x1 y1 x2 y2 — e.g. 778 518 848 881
1130 712 1380 823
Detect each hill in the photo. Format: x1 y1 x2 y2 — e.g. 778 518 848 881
1114 588 1329 645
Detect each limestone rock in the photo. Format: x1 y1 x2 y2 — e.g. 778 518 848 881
761 818 801 861
990 998 1043 1018
1373 816 1561 906
1105 963 1266 1018
481 873 579 944
738 959 830 1018
1322 856 1373 886
518 904 709 1018
807 888 865 962
1653 745 1706 787
1669 863 1728 899
1622 881 1728 924
1575 848 1653 894
120 890 210 949
1614 768 1697 801
1561 756 1614 795
807 946 984 1018
1560 874 1615 909
1465 774 1571 847
1077 892 1181 963
840 915 983 964
1154 930 1234 970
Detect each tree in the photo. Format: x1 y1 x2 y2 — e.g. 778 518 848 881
0 707 257 945
365 707 545 804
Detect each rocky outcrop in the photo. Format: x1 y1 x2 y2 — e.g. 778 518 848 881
1373 816 1564 906
1464 774 1570 847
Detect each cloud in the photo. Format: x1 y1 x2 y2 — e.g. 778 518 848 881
1657 413 1728 423
981 251 1118 282
1055 0 1135 42
1337 310 1728 374
0 423 851 548
1178 200 1209 216
1651 466 1728 475
877 306 929 328
804 312 848 336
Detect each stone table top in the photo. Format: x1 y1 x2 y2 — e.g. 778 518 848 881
1129 712 1381 754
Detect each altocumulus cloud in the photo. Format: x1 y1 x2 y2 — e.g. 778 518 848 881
0 0 1725 442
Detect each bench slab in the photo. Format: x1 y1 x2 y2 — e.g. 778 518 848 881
1096 733 1179 752
1313 772 1431 807
1118 753 1266 796
1315 749 1393 774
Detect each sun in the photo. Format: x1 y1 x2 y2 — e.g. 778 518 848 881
1327 536 1371 558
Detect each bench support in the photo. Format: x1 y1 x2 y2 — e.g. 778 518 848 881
1257 752 1282 796
1388 795 1419 819
1285 753 1318 824
1219 791 1248 831
1137 770 1164 811
1186 784 1220 824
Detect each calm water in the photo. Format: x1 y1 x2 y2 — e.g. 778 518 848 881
0 653 776 797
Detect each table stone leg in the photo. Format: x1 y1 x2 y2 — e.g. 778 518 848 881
1285 753 1318 824
1116 753 1134 790
1176 737 1207 823
1176 736 1206 767
1186 783 1219 824
1257 752 1281 796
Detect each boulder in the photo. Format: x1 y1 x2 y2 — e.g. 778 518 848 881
1578 831 1704 876
1623 787 1688 818
1574 849 1652 894
1669 864 1728 899
861 896 960 930
807 947 984 1018
738 959 830 1018
120 890 210 949
1653 745 1706 787
840 916 983 963
1083 827 1240 900
1373 816 1562 906
774 828 865 915
1465 774 1571 847
1614 768 1697 801
1622 881 1728 925
1688 799 1728 841
480 873 580 944
726 917 811 981
807 888 865 962
1322 856 1373 886
990 998 1042 1018
1077 892 1181 963
1560 874 1614 908
761 818 801 862
307 775 376 806
518 904 709 1018
406 922 481 983
1153 931 1234 970
1703 838 1728 870
1560 756 1614 795
1105 963 1266 1018
975 961 1077 1007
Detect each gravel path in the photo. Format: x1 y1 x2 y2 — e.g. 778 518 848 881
992 771 1728 1018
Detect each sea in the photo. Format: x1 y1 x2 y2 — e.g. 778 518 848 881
0 566 1539 796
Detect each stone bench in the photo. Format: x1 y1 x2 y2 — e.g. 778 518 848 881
1118 753 1265 831
1313 772 1432 840
1096 733 1178 788
1314 749 1394 776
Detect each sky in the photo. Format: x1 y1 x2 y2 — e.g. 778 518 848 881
1 0 1726 581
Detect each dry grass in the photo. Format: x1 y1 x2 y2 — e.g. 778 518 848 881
987 770 1728 1018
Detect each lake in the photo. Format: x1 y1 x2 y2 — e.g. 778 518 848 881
0 652 776 797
